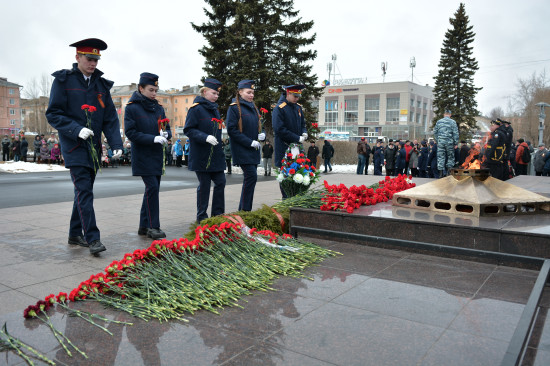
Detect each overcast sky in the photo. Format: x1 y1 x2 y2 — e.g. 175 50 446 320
1 0 548 115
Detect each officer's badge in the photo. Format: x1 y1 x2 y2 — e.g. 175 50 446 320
494 134 498 137
251 84 255 89
92 48 98 55
155 81 158 86
217 87 221 92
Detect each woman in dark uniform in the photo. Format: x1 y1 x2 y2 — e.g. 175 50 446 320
124 72 171 240
227 80 265 211
183 78 226 223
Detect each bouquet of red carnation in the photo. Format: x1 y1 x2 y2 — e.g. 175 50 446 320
206 118 224 169
276 143 320 197
81 104 100 173
157 117 170 174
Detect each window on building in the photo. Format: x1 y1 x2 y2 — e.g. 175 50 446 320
386 97 400 122
417 100 421 108
175 99 178 103
410 98 414 107
9 89 14 95
10 120 16 125
365 97 380 122
416 113 421 123
9 109 15 115
9 98 15 105
344 99 358 123
186 98 188 103
186 107 188 112
410 111 414 122
423 102 427 110
175 108 178 112
424 114 428 125
325 99 338 126
163 98 168 103
175 116 178 122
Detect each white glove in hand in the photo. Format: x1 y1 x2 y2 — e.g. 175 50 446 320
154 136 168 144
111 149 122 159
206 135 218 146
298 136 306 143
258 133 266 141
301 133 308 138
161 130 169 138
78 128 94 140
251 141 261 149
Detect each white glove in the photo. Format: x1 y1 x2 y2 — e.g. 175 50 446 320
301 132 308 139
154 136 168 144
206 135 218 146
111 149 122 159
161 130 169 138
78 128 94 140
258 133 266 141
251 141 261 149
299 136 306 143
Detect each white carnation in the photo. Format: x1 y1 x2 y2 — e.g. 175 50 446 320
276 173 285 182
293 174 304 184
302 175 311 186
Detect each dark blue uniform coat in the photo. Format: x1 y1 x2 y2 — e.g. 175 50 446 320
184 96 225 172
184 96 225 222
45 63 122 244
272 94 306 168
227 99 262 165
227 98 263 211
46 63 123 168
124 91 171 176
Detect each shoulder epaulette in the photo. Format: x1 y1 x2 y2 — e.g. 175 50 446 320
297 103 303 107
278 102 287 108
230 102 237 106
189 102 199 108
126 102 133 105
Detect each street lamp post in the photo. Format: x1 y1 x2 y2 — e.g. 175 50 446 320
535 102 550 146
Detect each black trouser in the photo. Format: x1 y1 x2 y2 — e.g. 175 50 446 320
176 155 182 167
2 149 8 161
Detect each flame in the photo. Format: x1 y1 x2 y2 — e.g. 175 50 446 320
465 159 481 169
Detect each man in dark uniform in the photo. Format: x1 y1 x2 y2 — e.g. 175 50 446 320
46 38 123 255
272 84 307 198
497 118 513 180
482 120 506 180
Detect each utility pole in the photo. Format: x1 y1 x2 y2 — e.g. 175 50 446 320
535 102 550 146
381 62 387 82
410 57 416 82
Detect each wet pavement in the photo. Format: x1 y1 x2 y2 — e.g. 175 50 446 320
1 172 549 365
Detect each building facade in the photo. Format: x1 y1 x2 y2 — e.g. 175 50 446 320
0 77 23 136
318 81 434 141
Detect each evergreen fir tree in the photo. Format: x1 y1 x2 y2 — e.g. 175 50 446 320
432 3 481 140
192 0 321 136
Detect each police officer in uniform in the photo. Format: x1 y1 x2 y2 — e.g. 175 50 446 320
124 73 171 240
184 79 226 222
433 109 459 177
272 84 307 198
46 38 123 255
227 80 265 211
482 120 506 180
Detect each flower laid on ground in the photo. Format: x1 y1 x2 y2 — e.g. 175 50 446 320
23 300 88 359
157 117 170 175
81 104 100 174
320 175 416 213
206 118 224 169
276 143 320 197
1 322 55 365
24 223 337 324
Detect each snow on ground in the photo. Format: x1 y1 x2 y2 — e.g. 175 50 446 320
0 161 367 175
0 161 68 174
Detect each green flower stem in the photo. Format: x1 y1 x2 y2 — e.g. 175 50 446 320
1 323 56 365
38 311 88 359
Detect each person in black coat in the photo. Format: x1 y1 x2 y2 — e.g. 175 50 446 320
427 141 439 178
384 139 397 176
33 135 42 162
20 136 29 162
45 38 123 255
272 84 307 197
418 141 430 177
227 79 265 212
124 72 171 240
307 141 320 168
183 78 226 222
373 140 384 175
